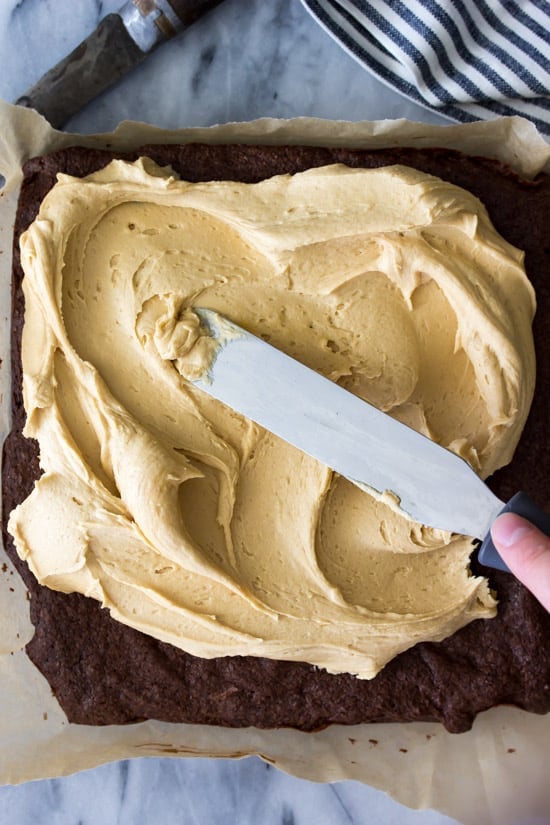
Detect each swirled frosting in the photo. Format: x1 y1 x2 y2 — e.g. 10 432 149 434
9 158 536 678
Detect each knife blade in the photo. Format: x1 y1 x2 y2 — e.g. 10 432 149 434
191 308 550 573
15 0 225 129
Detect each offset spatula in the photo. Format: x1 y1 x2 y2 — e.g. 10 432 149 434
191 308 550 573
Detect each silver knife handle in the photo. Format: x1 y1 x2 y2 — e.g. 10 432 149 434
120 0 225 50
120 0 181 51
15 13 146 129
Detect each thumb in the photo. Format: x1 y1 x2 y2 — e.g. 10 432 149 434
491 513 550 611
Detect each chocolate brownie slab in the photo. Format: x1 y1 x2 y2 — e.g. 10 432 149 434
2 143 549 733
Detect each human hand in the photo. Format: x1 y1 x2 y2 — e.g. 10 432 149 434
491 513 550 611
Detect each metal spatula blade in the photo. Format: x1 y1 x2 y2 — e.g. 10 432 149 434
190 308 550 573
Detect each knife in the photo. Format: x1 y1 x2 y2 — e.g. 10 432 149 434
15 0 225 129
191 308 550 573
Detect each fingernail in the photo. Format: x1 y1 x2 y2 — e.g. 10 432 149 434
491 513 533 547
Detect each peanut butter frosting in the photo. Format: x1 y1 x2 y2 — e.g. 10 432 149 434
8 158 536 679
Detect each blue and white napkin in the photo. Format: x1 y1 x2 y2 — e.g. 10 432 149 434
301 0 550 135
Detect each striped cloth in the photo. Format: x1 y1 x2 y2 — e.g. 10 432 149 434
301 0 550 135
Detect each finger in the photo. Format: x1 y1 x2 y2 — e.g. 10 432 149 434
491 513 550 611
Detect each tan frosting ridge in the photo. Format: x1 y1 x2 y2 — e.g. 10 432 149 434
9 158 536 678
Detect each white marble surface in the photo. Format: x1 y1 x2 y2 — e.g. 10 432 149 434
0 1 506 823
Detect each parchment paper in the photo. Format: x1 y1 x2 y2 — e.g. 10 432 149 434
1 99 549 823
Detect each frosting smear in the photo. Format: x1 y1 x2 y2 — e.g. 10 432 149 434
9 158 536 678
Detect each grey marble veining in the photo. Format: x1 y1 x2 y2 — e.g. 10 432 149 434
2 755 460 825
0 0 450 132
1 0 464 823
